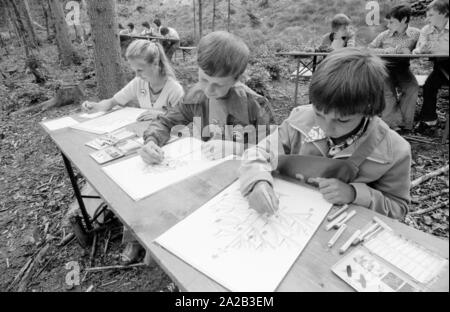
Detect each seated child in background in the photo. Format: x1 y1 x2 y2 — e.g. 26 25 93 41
368 4 420 131
82 40 184 122
140 21 154 36
316 13 356 52
153 18 162 36
124 23 137 36
160 26 180 61
140 31 274 165
413 0 449 129
239 48 411 220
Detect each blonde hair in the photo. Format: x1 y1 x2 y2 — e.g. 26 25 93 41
125 39 176 78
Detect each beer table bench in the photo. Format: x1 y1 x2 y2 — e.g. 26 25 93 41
276 51 449 106
41 118 449 292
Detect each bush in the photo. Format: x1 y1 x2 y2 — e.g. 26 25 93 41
244 65 271 98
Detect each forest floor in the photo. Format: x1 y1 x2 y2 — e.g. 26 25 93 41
0 36 448 292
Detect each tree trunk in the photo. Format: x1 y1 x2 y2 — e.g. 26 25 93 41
4 0 46 83
5 0 32 56
39 0 50 39
48 0 80 66
15 0 39 47
192 0 196 42
227 0 231 32
212 0 216 32
198 0 202 39
86 0 125 99
0 0 8 28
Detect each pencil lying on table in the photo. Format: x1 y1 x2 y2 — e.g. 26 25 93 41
333 210 356 229
327 204 349 222
339 229 361 254
352 222 380 246
327 224 347 248
325 212 348 231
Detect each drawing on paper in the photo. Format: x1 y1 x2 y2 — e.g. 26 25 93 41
156 178 332 292
102 138 229 201
210 191 318 259
140 156 190 174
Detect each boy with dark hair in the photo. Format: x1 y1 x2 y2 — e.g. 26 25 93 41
317 13 356 52
126 22 137 36
153 18 162 35
140 21 153 36
140 31 274 164
369 3 421 131
239 48 411 220
160 26 180 61
413 0 449 129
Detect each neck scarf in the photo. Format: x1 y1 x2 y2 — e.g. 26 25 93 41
327 117 370 157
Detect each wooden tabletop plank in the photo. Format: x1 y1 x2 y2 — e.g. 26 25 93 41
276 51 450 59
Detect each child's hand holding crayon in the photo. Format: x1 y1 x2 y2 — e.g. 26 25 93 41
309 177 356 205
136 110 161 122
81 99 114 112
247 181 279 216
139 141 165 164
201 140 244 160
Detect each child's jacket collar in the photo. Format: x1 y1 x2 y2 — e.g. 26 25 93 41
387 26 418 38
184 82 260 125
286 105 393 164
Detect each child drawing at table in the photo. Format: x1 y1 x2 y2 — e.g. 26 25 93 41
139 31 274 164
413 0 449 131
118 31 274 265
82 39 184 122
368 3 420 131
239 48 411 220
316 14 356 52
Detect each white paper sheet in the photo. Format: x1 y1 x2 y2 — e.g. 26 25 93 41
79 111 106 119
71 107 146 134
155 178 332 291
42 117 79 131
102 138 229 201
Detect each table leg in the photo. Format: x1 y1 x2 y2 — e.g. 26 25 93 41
61 152 93 231
312 56 317 72
294 57 301 106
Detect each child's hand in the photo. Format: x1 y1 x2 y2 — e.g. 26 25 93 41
139 141 164 164
137 110 160 122
247 181 279 216
397 47 411 54
81 99 112 112
201 140 243 160
309 177 356 205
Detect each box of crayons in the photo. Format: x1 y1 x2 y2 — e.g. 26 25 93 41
332 228 448 292
85 129 137 150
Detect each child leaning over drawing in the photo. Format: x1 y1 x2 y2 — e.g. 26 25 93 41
139 31 274 164
118 31 274 265
81 40 184 122
239 48 412 220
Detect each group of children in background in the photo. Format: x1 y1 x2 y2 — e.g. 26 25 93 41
315 0 448 133
82 0 448 264
119 18 180 60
